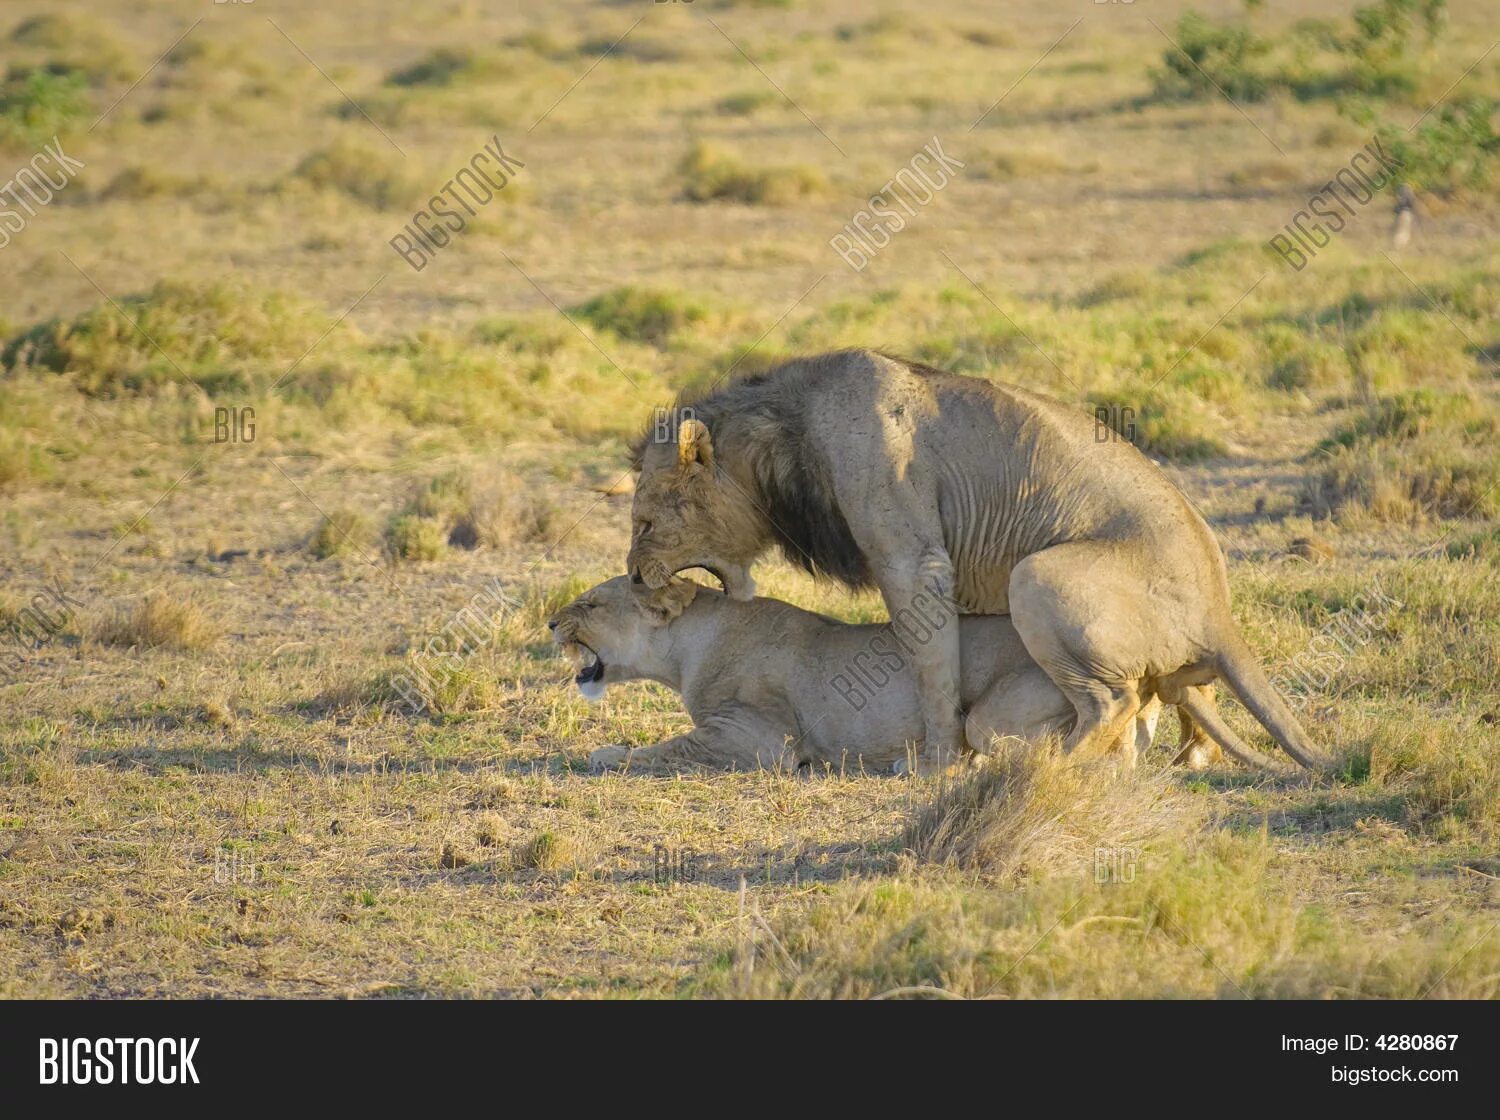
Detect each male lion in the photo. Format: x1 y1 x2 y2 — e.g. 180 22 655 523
548 577 1271 774
626 349 1327 773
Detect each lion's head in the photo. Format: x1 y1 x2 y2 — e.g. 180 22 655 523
627 418 762 600
547 575 699 701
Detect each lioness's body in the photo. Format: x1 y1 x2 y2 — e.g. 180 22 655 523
627 349 1325 772
550 576 1168 771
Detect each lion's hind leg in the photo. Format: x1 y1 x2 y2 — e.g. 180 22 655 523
1009 541 1184 765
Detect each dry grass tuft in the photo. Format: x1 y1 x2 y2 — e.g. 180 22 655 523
467 473 560 548
1286 535 1335 564
404 469 559 551
679 141 832 205
906 742 1204 880
1 0 1497 1001
199 697 235 730
468 777 518 809
439 841 473 869
474 812 508 848
569 286 709 347
310 509 378 560
56 906 118 943
387 514 448 562
289 140 423 210
95 591 218 651
1303 391 1500 524
516 829 579 872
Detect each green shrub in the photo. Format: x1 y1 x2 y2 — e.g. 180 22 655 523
1 280 334 398
716 91 774 116
1152 12 1274 102
99 166 206 201
1318 389 1498 450
1263 324 1351 392
1444 526 1500 562
577 35 683 64
1153 2 1449 106
0 68 88 148
1371 99 1500 195
569 287 708 346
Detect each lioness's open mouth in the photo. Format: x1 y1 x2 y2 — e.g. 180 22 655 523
561 639 608 701
574 645 605 686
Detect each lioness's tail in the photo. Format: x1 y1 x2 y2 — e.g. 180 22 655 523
1175 686 1296 776
1215 633 1331 772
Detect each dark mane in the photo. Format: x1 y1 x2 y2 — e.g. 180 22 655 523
634 352 877 589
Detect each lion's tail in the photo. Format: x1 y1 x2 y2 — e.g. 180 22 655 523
1213 633 1332 773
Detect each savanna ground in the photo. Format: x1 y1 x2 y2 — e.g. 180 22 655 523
1 0 1498 998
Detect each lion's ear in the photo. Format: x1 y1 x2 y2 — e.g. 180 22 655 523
648 578 699 622
678 419 713 469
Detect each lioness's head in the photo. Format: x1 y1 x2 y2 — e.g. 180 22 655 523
627 418 761 601
547 576 700 701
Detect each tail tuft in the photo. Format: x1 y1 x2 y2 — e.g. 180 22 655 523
1216 635 1332 772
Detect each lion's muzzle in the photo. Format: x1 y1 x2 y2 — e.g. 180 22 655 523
628 552 673 590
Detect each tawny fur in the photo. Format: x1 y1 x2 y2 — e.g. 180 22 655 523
551 576 1176 773
626 349 1328 772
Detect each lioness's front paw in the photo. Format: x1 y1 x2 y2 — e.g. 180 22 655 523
589 745 632 773
913 751 963 778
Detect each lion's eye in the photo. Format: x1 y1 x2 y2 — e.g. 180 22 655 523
635 520 653 536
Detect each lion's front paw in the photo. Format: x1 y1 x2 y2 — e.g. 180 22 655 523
588 745 633 773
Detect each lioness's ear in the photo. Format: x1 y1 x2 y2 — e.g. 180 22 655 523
678 419 713 469
648 578 699 621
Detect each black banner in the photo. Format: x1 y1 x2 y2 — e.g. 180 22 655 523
0 999 1492 1105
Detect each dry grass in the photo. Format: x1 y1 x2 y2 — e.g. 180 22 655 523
516 829 580 873
0 0 1497 999
692 828 1500 999
288 140 424 211
387 514 449 562
1369 714 1500 839
310 509 378 560
407 468 561 551
93 590 218 651
1302 391 1500 523
678 141 833 205
906 743 1204 881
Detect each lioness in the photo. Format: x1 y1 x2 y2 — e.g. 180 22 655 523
626 349 1326 773
548 577 1252 773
